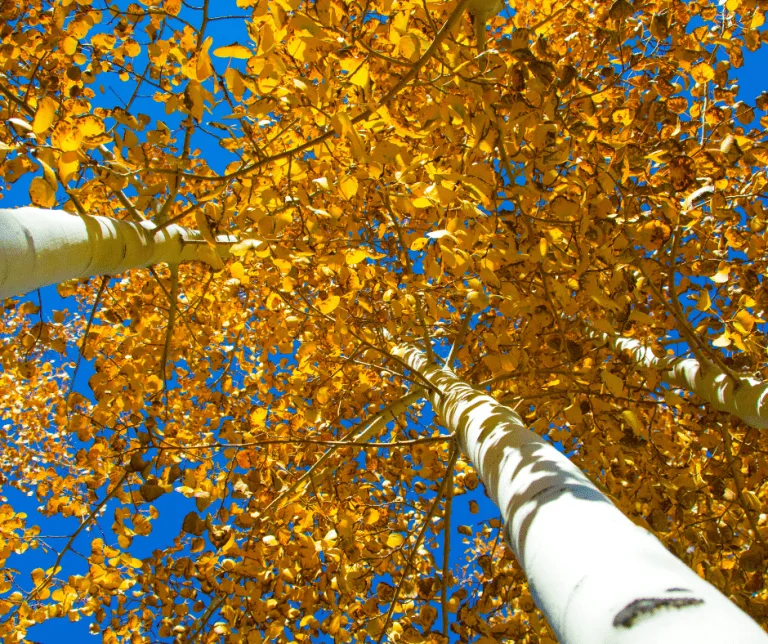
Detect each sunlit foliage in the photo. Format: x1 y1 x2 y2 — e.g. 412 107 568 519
0 0 767 641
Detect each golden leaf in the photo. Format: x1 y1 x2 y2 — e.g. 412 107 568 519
621 410 643 434
691 62 715 84
196 245 225 271
398 34 421 61
612 107 636 126
32 97 56 134
345 249 368 265
164 0 182 15
601 370 625 397
386 533 404 548
194 210 217 246
230 238 267 257
318 295 340 314
467 290 490 310
230 261 246 281
733 310 755 334
181 512 206 536
364 508 380 525
51 122 83 152
695 289 711 311
196 37 214 81
213 44 252 59
713 332 731 348
29 177 55 208
139 483 165 502
339 176 358 200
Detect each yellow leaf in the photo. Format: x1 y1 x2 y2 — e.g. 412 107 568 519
52 122 83 152
412 197 432 209
398 33 421 61
164 0 182 15
410 237 429 251
467 290 490 310
664 390 685 406
339 175 358 199
33 97 56 134
318 295 340 315
601 370 624 397
196 245 225 271
213 44 252 59
77 115 105 138
36 157 58 191
426 229 458 242
328 614 342 635
250 408 267 425
386 533 404 548
29 177 55 208
733 310 754 334
550 197 578 219
341 59 369 87
612 108 635 126
691 62 714 85
364 508 380 525
62 36 78 55
230 261 245 280
621 410 643 434
196 37 214 81
181 512 206 536
345 249 368 265
564 402 583 425
713 332 731 348
194 210 217 246
695 289 711 311
231 238 267 257
710 267 730 283
628 310 654 325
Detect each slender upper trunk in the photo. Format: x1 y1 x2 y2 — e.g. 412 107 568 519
0 207 229 299
608 334 768 430
394 344 768 644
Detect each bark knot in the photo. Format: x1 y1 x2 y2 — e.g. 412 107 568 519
613 596 704 628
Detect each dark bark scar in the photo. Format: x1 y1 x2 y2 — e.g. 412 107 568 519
613 596 704 628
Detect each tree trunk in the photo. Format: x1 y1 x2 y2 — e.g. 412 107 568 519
394 344 768 644
609 334 768 430
0 207 230 299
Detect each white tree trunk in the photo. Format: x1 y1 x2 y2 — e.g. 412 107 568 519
394 344 768 644
609 334 768 430
0 207 228 299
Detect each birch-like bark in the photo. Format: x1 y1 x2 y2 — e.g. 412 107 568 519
608 334 768 430
0 207 230 299
394 344 768 644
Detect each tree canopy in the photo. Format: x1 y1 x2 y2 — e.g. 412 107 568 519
0 0 767 642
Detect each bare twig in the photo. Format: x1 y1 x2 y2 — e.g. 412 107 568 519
377 443 459 644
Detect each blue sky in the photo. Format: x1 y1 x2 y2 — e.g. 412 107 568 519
2 2 767 642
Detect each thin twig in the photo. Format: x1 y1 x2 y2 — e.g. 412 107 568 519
441 441 457 636
447 307 471 367
67 276 108 401
376 443 459 644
